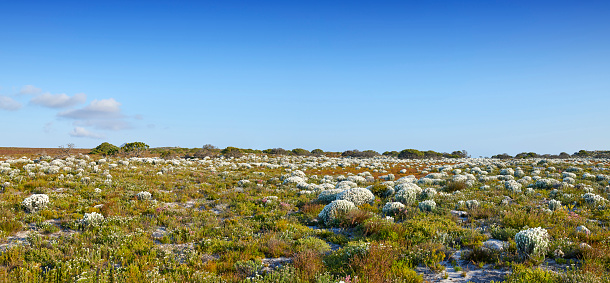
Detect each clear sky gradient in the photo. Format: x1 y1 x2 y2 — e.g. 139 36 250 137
1 1 609 157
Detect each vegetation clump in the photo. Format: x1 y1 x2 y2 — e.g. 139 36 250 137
22 194 49 213
319 199 357 225
515 227 550 258
90 142 119 156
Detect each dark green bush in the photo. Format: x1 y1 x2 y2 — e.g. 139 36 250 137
221 146 243 158
90 142 119 156
291 148 311 156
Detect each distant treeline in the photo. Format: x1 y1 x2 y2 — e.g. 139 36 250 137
491 150 610 159
90 142 470 159
158 146 470 160
90 142 608 160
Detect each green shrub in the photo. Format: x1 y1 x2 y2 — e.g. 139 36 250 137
295 237 331 254
491 225 519 241
292 148 311 156
120 141 150 157
503 264 561 283
90 142 119 156
221 146 243 158
0 218 22 234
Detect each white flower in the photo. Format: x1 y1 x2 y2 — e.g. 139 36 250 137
562 172 577 179
283 176 305 185
418 200 436 212
452 175 468 183
395 187 417 205
22 194 50 212
336 180 358 189
535 178 558 189
346 175 367 184
317 189 344 203
420 187 437 200
136 191 152 200
81 212 105 227
336 187 375 206
394 182 422 193
318 200 356 225
515 227 549 257
582 193 605 205
465 199 479 209
382 202 405 216
548 199 561 211
504 180 522 193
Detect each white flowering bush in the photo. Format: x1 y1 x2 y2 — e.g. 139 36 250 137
394 182 422 193
336 187 375 206
22 194 49 212
419 187 437 200
382 202 405 216
521 176 533 183
317 189 344 203
291 170 306 178
498 175 515 181
535 178 558 189
597 174 610 182
562 172 577 179
452 175 468 183
465 199 479 209
81 212 105 227
347 175 367 184
583 193 606 206
283 176 305 185
136 191 152 200
546 199 561 211
336 180 358 189
418 200 436 212
515 227 549 257
515 169 525 178
504 180 522 193
318 200 356 225
549 189 560 199
395 187 417 205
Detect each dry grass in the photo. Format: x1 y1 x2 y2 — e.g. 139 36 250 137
349 243 399 283
293 249 326 282
0 147 90 157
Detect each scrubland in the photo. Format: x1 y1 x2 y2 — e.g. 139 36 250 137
1 150 610 282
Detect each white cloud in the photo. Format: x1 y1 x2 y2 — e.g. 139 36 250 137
58 98 122 119
58 98 131 131
73 119 131 131
0 96 22 111
69 127 105 139
31 92 87 108
19 85 42 95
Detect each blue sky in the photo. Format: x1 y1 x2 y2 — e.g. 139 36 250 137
1 1 609 157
